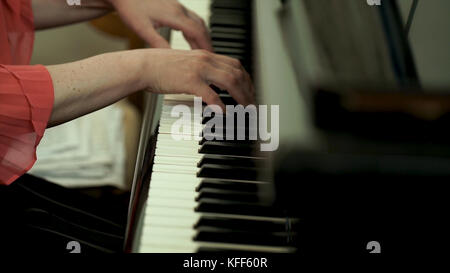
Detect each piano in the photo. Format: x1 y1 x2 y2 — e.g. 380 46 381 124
124 0 301 253
125 0 450 255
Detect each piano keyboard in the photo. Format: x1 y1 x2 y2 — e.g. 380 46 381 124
136 0 297 253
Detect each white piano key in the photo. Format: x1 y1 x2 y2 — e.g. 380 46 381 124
159 118 201 126
157 133 200 142
154 155 199 166
151 172 201 183
156 140 199 149
143 214 200 228
145 206 289 223
145 206 198 218
152 164 198 174
155 150 201 160
155 149 199 157
147 187 198 200
149 177 198 187
139 236 295 253
146 196 197 208
149 180 198 191
141 226 196 238
149 188 199 201
162 104 196 112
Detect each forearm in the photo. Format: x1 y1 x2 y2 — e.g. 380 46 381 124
46 50 147 127
32 0 113 30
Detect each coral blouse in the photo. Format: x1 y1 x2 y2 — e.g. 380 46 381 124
0 0 54 185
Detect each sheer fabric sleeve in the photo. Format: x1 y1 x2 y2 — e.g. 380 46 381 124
0 64 54 185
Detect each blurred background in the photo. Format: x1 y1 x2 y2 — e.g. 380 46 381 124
27 0 450 194
397 0 450 87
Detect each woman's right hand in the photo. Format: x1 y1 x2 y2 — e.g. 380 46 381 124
46 49 254 127
139 49 255 109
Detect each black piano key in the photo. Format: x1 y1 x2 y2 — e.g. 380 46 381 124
212 40 247 49
201 114 257 128
194 217 295 233
211 32 248 42
213 46 246 55
201 128 259 145
201 125 257 140
197 248 261 253
201 106 258 140
195 188 259 203
211 26 248 35
197 164 259 181
197 154 262 168
210 16 248 28
201 94 237 107
194 228 295 246
199 138 256 146
199 141 256 156
211 0 252 10
197 247 256 253
201 112 254 135
210 85 228 95
202 113 224 124
219 94 238 105
202 109 258 125
211 8 249 17
202 114 213 124
199 135 257 146
195 179 263 193
195 200 283 218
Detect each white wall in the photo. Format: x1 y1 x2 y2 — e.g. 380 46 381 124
31 22 127 65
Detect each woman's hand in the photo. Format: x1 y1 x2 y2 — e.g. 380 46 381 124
139 49 255 109
107 0 212 50
47 49 253 126
34 0 212 50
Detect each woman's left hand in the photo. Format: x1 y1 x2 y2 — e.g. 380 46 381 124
106 0 213 50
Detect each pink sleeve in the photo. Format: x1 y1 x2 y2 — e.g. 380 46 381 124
0 64 54 185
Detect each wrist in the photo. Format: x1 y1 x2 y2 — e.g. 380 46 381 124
123 50 154 93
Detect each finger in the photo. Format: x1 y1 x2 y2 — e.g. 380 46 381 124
163 10 213 51
188 26 213 52
213 54 243 69
185 10 213 51
246 73 256 104
186 38 201 50
132 19 171 48
195 85 226 111
180 20 213 51
204 67 251 106
208 58 254 104
143 26 171 48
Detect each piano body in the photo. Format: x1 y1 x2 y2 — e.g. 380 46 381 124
125 0 302 253
125 0 450 255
